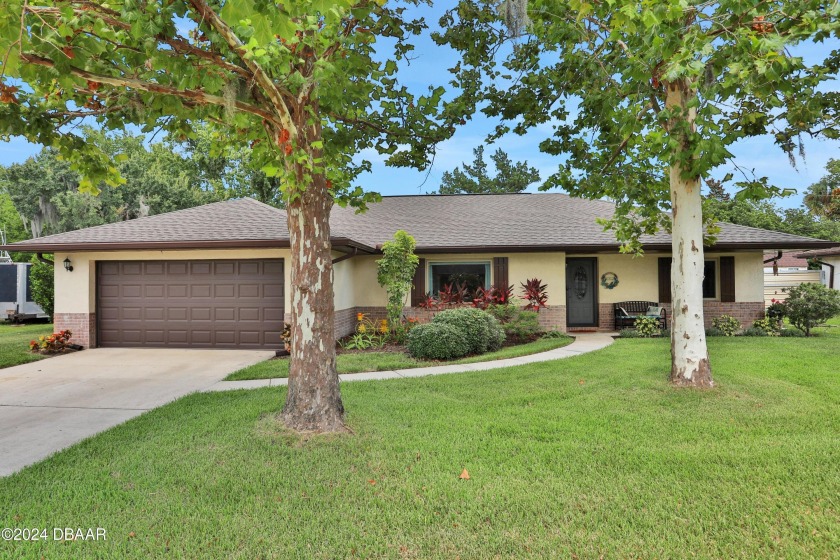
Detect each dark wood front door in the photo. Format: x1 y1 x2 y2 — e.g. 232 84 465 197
566 258 598 327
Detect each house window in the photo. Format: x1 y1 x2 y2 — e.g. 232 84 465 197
703 260 717 299
429 262 490 298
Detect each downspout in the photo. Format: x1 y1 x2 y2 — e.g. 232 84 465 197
36 253 53 266
813 259 835 289
331 247 358 265
763 250 782 276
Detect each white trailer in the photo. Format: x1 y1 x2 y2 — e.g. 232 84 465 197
0 260 49 322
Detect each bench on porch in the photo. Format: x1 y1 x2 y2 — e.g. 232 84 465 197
614 301 667 331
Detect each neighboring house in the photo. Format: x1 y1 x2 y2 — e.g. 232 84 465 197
762 251 824 306
795 247 840 291
1 193 837 349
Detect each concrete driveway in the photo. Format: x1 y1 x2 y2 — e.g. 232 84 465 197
0 348 273 477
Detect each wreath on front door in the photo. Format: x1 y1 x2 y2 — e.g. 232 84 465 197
600 272 619 290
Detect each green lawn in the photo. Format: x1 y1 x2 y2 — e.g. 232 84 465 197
2 329 838 558
0 322 53 369
225 335 574 381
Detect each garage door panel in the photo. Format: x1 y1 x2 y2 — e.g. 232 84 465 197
98 259 284 349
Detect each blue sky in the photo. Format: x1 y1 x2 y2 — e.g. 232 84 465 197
2 4 838 209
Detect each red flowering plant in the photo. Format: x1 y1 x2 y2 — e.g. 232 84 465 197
417 292 441 310
30 329 73 354
472 285 514 310
439 282 468 306
521 278 549 312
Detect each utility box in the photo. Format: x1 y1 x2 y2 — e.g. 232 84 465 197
0 262 49 322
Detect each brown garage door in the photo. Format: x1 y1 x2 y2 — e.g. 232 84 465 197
97 259 284 349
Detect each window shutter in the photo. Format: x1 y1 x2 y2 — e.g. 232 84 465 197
658 257 672 304
493 257 509 288
719 256 736 302
410 258 426 307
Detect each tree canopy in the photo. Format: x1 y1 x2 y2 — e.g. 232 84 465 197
437 0 840 387
0 0 458 432
803 158 840 220
438 145 540 194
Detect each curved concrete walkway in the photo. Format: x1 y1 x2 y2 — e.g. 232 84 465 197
204 332 615 392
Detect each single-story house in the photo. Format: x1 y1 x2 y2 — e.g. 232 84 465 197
2 193 837 349
795 247 840 290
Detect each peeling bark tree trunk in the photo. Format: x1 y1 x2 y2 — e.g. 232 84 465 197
666 82 714 388
281 112 346 432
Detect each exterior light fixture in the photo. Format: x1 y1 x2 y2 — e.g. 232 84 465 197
63 257 73 272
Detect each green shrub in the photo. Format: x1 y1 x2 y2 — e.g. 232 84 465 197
486 303 518 324
779 328 806 337
541 329 569 340
618 328 642 338
503 310 542 340
783 282 840 336
740 327 768 337
633 316 661 338
751 317 780 336
432 307 502 355
705 327 726 337
406 323 470 360
29 258 54 319
477 311 506 351
711 314 740 336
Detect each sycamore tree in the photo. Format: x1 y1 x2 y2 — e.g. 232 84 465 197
438 0 840 387
0 0 454 432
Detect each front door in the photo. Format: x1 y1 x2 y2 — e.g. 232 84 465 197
566 258 598 327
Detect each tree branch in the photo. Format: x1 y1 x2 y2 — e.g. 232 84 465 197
25 4 255 81
185 0 297 135
19 52 283 127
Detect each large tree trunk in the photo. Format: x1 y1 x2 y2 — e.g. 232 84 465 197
281 114 346 432
666 82 714 388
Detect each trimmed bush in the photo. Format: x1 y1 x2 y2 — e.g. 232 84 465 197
406 323 470 360
541 330 569 340
618 328 642 338
634 316 661 338
504 310 542 340
432 307 502 355
711 315 740 337
740 327 769 337
779 328 806 337
477 311 506 352
751 317 780 336
705 327 726 337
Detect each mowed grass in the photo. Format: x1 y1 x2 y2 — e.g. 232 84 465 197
1 329 838 559
225 335 573 381
0 322 53 369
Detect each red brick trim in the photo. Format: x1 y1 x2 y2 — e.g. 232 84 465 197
53 312 96 348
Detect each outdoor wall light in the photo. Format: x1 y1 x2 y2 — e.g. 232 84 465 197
63 257 73 272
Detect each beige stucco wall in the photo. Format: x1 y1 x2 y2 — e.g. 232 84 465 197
54 249 292 315
54 247 767 318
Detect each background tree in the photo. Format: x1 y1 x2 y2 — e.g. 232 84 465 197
0 131 222 236
1 0 454 432
28 256 54 320
438 0 840 387
439 145 540 194
803 159 840 220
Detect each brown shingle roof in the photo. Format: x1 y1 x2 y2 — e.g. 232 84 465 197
331 193 837 252
3 193 838 253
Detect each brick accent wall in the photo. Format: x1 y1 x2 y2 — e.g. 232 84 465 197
54 312 96 348
537 305 566 332
661 301 765 328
